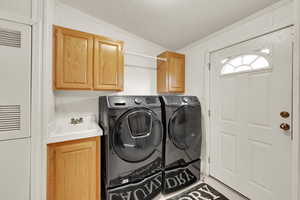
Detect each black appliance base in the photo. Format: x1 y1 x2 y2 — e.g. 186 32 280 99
103 172 162 200
162 160 201 194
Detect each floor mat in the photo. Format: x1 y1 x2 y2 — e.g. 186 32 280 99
167 183 229 200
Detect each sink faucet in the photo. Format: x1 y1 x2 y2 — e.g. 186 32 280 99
70 117 83 125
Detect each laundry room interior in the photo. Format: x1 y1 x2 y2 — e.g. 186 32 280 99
1 0 300 200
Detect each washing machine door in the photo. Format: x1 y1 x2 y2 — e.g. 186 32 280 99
112 108 163 163
168 105 202 162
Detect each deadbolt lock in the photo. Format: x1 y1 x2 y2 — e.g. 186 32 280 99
280 111 290 118
280 123 290 131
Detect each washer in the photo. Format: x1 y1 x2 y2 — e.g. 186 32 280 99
99 96 163 200
160 96 202 194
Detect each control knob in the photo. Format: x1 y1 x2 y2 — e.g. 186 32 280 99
182 97 190 103
134 98 143 105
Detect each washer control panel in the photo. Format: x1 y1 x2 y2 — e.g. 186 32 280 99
108 96 160 108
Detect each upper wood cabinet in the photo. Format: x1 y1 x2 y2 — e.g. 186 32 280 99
157 51 185 93
54 26 93 90
54 26 124 91
47 137 100 200
94 36 124 91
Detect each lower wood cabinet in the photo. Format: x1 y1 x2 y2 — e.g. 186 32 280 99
47 137 100 200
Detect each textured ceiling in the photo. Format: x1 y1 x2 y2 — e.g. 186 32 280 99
59 0 281 50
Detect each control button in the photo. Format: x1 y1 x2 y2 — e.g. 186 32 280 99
182 97 190 103
134 98 143 104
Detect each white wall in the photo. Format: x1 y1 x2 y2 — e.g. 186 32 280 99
181 0 293 100
179 0 294 173
51 2 167 119
0 0 36 24
0 0 32 19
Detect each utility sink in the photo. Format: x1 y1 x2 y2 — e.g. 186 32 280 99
47 113 102 144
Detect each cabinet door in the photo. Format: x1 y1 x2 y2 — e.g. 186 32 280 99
94 36 124 91
55 26 93 90
0 138 30 200
168 53 185 93
0 20 31 140
157 58 168 93
47 137 100 200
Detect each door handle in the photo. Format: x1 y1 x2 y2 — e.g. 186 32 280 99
280 111 290 118
280 123 290 131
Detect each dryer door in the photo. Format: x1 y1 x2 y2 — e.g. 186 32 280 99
112 108 163 163
169 105 202 163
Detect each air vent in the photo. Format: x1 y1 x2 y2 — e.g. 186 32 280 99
0 28 21 48
0 105 21 132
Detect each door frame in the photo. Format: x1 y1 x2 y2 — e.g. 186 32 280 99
205 25 299 200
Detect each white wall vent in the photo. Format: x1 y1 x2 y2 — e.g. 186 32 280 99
0 105 21 132
0 28 21 48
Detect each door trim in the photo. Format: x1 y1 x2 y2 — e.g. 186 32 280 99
205 26 299 199
209 25 293 54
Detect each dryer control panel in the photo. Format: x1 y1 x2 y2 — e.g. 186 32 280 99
162 96 200 106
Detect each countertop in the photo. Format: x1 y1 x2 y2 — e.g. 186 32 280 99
47 113 103 144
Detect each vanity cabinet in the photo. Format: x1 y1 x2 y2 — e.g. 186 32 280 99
157 51 185 93
54 26 124 91
47 137 100 200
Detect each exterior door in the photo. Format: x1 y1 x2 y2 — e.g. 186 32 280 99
210 28 293 200
93 36 124 91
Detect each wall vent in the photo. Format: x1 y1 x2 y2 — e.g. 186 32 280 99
0 28 21 48
0 105 21 132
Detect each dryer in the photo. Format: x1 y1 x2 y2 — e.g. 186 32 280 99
99 96 163 200
160 96 202 194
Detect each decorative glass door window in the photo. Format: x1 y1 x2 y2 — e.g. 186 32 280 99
221 50 271 75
